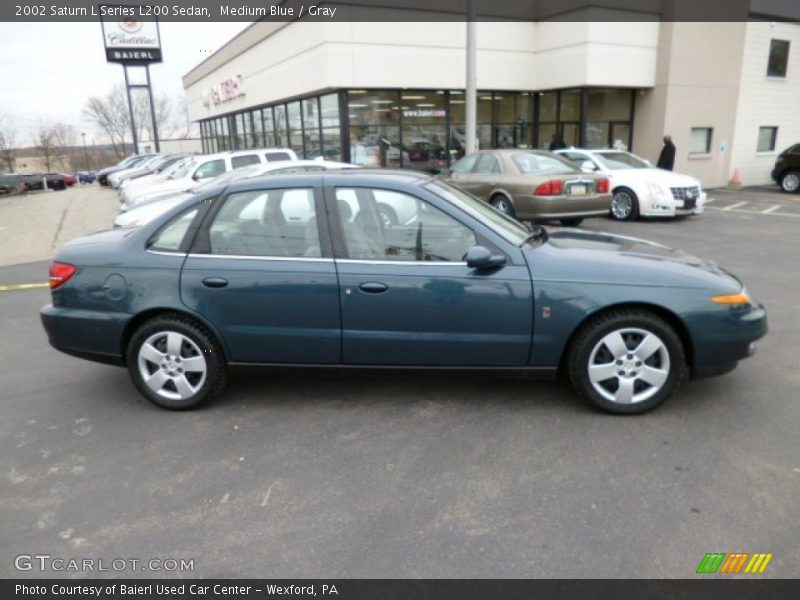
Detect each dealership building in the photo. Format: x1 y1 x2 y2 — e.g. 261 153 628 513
183 16 800 187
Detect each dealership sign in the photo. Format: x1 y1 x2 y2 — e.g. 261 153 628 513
100 7 162 64
402 109 445 119
202 75 246 108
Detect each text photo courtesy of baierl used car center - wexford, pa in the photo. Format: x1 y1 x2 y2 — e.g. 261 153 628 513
1 1 799 598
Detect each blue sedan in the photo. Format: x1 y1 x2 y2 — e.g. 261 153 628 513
40 170 767 414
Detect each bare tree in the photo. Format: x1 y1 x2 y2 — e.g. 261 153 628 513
33 123 58 172
83 84 173 158
83 85 132 160
0 114 18 173
51 124 78 171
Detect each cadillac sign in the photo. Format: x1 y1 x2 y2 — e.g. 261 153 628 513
100 7 162 64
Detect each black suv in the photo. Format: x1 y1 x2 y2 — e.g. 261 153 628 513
772 144 800 193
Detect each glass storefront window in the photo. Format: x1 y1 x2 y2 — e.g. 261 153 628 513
401 90 446 172
585 89 633 149
273 105 287 148
320 94 340 128
263 107 275 147
349 90 401 168
287 101 304 156
539 92 557 122
251 110 264 148
559 90 581 122
303 97 321 159
495 92 533 148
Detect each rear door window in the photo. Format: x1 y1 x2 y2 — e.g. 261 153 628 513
231 154 260 169
208 188 320 258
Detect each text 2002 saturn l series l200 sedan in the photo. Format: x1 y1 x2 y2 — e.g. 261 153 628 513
40 170 767 414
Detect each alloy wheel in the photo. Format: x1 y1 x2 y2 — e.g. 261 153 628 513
137 331 208 401
586 327 670 405
782 172 800 193
611 191 633 220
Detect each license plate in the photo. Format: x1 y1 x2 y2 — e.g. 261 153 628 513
570 184 587 196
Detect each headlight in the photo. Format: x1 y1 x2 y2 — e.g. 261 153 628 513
647 182 666 198
711 286 754 306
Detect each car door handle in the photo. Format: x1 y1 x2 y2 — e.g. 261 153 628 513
202 277 229 288
358 282 388 294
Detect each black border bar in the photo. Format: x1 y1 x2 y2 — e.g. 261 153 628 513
6 579 800 600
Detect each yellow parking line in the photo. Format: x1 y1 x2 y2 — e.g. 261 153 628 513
0 282 49 292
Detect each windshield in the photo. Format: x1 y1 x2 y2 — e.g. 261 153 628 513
595 152 649 170
192 164 262 192
426 180 530 246
168 158 196 180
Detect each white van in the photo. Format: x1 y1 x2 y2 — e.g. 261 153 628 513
120 148 298 208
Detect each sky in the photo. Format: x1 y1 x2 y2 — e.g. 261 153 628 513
0 21 251 146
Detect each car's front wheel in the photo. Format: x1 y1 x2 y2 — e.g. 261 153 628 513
780 170 800 193
610 188 639 221
126 315 227 410
567 309 686 414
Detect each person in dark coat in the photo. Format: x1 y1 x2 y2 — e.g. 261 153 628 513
548 132 567 151
657 135 676 170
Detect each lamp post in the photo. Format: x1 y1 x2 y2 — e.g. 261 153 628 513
81 132 90 171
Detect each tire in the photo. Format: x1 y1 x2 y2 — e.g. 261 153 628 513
126 315 228 410
559 218 584 227
780 170 800 193
610 188 639 221
376 202 398 226
567 309 686 415
490 194 515 217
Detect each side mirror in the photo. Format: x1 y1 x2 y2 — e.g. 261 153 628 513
580 160 596 173
465 245 507 270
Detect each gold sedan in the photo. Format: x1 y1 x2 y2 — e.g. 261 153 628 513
443 149 611 226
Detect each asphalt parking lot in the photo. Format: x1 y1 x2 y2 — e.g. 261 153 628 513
1 184 798 578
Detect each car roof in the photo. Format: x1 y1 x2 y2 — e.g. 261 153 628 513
225 168 432 194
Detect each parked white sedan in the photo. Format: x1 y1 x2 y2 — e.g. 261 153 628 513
556 149 706 221
114 160 359 228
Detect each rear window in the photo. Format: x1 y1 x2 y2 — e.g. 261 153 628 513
264 152 292 162
232 154 260 169
512 153 577 175
149 207 199 252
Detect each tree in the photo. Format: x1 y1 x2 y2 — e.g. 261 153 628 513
33 123 58 172
0 114 18 173
83 84 173 158
51 124 78 171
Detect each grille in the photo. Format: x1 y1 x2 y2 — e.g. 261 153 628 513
670 186 700 201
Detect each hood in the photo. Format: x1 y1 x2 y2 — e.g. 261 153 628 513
115 195 191 227
608 168 701 188
528 228 740 292
128 178 192 201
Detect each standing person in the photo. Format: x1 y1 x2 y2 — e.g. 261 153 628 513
657 135 676 171
549 132 566 151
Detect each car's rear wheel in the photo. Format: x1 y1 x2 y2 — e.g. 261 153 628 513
567 309 686 414
780 171 800 193
559 218 584 227
610 188 639 221
490 195 515 217
126 315 227 410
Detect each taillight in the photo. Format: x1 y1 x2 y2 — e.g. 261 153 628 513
534 180 565 196
596 178 610 193
49 262 76 289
